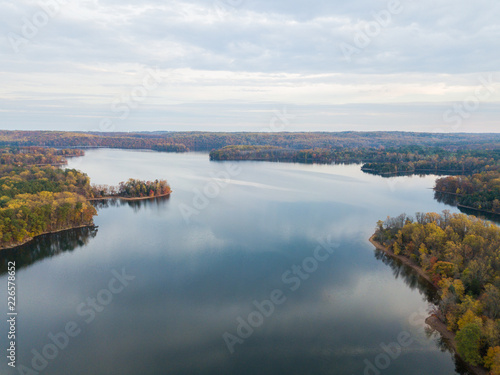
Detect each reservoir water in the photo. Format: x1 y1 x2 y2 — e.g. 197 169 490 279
0 149 475 374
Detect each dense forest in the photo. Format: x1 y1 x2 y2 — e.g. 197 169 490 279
2 130 500 152
210 145 500 175
374 212 500 373
435 171 500 215
361 149 499 175
0 146 84 166
0 147 97 248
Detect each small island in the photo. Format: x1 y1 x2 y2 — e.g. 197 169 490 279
372 211 500 375
88 178 171 200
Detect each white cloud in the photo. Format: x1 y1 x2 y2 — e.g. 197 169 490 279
0 0 499 131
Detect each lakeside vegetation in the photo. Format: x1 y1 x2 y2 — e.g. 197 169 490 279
374 211 500 374
0 147 97 249
210 145 500 174
0 131 187 152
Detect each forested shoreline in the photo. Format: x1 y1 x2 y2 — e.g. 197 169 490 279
374 212 500 374
209 145 500 174
0 147 97 249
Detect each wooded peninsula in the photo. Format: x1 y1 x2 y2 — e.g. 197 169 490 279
374 212 500 374
0 146 170 249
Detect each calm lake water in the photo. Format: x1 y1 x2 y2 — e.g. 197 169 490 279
0 149 476 375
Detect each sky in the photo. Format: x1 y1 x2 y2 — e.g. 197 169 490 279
1 0 499 133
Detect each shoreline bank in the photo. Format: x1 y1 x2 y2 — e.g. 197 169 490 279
0 192 172 251
87 192 171 201
433 189 500 217
369 235 489 375
369 234 435 287
0 223 95 251
425 315 488 375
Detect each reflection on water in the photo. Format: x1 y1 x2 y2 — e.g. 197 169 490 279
429 327 475 375
91 195 171 211
434 191 500 224
373 249 439 305
0 226 98 275
373 249 475 375
433 191 458 207
363 170 455 178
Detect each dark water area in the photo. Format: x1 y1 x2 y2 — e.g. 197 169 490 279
434 191 500 224
0 227 98 276
0 149 475 375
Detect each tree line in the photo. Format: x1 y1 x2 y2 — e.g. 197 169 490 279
374 211 500 373
0 131 187 152
0 146 84 166
2 130 500 152
210 145 500 174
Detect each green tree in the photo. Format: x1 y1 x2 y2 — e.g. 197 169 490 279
456 322 483 366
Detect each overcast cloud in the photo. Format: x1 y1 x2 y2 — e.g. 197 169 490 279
1 0 499 132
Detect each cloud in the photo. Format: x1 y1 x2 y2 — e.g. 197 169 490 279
0 0 499 131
